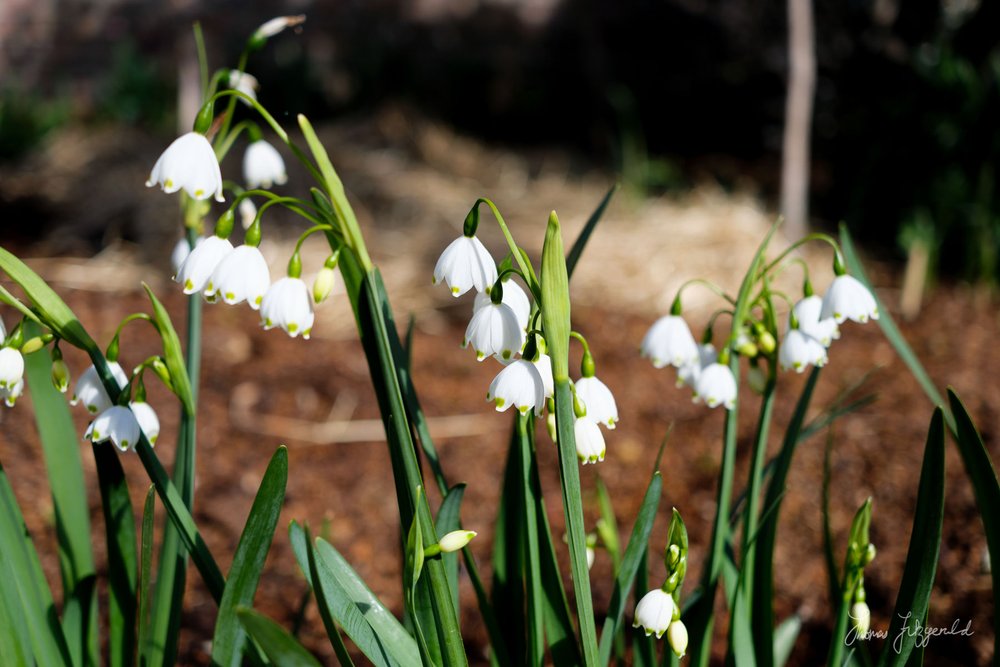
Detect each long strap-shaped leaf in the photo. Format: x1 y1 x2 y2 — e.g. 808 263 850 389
876 408 945 666
211 446 288 666
236 608 323 667
947 389 1000 660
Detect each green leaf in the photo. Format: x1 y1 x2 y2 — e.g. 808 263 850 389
566 184 618 279
93 443 138 667
0 456 72 666
211 446 288 667
773 615 801 667
23 336 97 666
235 607 322 667
142 284 195 416
435 483 467 616
877 408 945 666
947 389 1000 659
491 430 527 665
0 246 99 353
541 211 571 382
516 415 545 667
631 552 655 667
597 471 662 666
595 477 621 570
137 486 155 664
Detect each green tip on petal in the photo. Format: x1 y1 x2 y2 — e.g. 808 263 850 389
288 323 298 333
254 296 262 305
502 350 512 359
184 279 194 291
495 398 505 408
451 286 459 295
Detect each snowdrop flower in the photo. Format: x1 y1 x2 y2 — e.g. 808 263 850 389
433 235 498 297
677 343 717 389
667 620 688 657
228 70 259 103
821 275 879 324
779 329 828 373
129 401 160 445
1 379 23 407
170 236 204 276
146 132 224 202
72 363 129 414
205 245 271 309
85 405 140 452
175 236 234 295
575 376 618 429
693 362 737 410
532 352 555 398
850 601 871 635
487 360 545 416
243 140 287 189
474 279 530 332
437 530 477 553
261 277 314 338
0 314 5 339
633 588 675 638
791 295 839 346
239 198 258 229
0 347 24 390
586 545 596 570
51 358 70 393
253 15 306 40
575 417 606 464
641 315 699 369
464 301 524 363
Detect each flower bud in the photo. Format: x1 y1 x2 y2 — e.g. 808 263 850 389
755 328 776 355
313 267 336 304
20 336 46 355
51 358 70 393
546 409 557 443
863 543 877 565
850 601 871 635
586 545 596 570
437 530 477 553
667 619 688 658
666 544 681 570
252 15 306 43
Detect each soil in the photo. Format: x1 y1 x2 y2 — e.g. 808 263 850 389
0 116 996 665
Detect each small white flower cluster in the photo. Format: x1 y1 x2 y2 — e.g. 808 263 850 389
642 273 878 409
70 362 160 452
434 231 618 464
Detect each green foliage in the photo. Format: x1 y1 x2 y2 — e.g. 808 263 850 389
0 87 69 162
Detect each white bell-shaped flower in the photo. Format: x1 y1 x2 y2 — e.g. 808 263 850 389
693 362 737 410
464 302 524 363
779 329 828 373
0 347 24 390
243 140 288 189
667 620 689 658
129 401 160 445
1 379 23 407
85 405 141 452
0 314 6 340
175 236 234 295
261 277 314 338
71 362 129 414
205 245 271 309
487 360 545 416
633 588 675 638
433 235 498 297
239 198 258 229
821 275 879 324
228 70 259 103
474 279 530 332
677 343 717 389
791 295 840 346
575 376 618 429
575 417 607 464
532 352 555 398
146 132 224 202
253 15 306 40
641 315 699 369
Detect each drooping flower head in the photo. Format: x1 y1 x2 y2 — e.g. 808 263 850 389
677 343 717 389
575 417 607 464
205 245 271 309
71 362 129 414
0 347 25 391
791 295 839 346
129 401 161 445
693 362 737 410
228 70 259 103
175 235 234 296
261 276 315 338
575 376 618 429
1 379 23 408
85 405 141 452
779 328 828 373
633 588 675 638
146 132 224 202
434 235 498 298
243 140 288 189
487 360 545 416
464 300 524 363
821 275 879 324
641 315 699 369
474 278 530 332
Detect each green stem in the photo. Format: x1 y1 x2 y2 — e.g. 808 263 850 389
214 49 250 145
193 22 209 101
476 198 541 301
740 373 776 608
518 415 545 666
760 232 841 276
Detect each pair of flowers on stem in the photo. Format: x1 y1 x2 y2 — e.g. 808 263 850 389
433 223 618 464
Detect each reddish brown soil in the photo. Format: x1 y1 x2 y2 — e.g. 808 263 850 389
0 265 996 666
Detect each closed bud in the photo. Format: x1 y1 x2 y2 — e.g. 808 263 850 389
20 337 46 355
666 544 681 569
864 543 877 565
546 409 557 443
850 601 871 636
667 620 688 658
51 358 70 393
756 328 776 355
151 358 172 388
313 267 336 304
438 530 477 553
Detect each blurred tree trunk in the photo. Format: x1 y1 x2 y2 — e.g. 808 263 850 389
780 0 815 240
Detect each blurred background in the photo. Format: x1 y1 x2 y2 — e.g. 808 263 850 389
1 0 999 664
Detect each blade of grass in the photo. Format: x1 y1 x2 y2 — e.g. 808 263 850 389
947 389 1000 659
517 415 545 667
93 443 138 667
566 183 618 278
236 608 322 667
773 615 801 667
137 487 155 664
211 447 288 666
23 337 98 667
491 426 527 664
435 483 467 618
876 408 945 666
